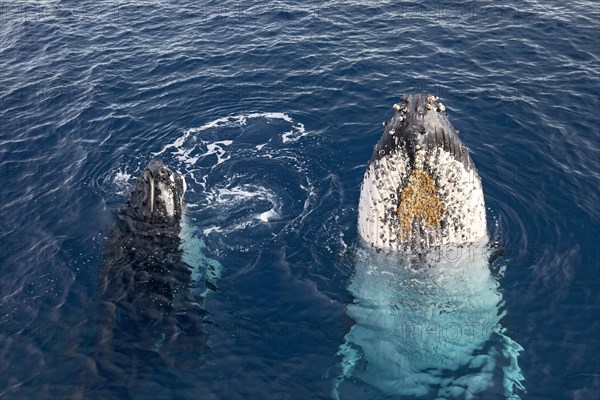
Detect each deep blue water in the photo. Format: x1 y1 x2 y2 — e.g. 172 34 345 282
1 1 598 399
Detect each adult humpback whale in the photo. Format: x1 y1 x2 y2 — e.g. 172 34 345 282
335 94 524 399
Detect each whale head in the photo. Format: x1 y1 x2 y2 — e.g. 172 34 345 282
358 94 488 252
126 160 186 223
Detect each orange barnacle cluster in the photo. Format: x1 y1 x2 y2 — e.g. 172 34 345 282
396 169 445 239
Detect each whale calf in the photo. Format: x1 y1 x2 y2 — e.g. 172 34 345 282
335 94 524 399
66 161 214 397
97 160 208 360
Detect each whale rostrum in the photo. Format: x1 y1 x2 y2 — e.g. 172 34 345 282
358 94 487 252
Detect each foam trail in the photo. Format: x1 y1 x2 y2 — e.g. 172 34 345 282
334 243 525 399
152 112 306 157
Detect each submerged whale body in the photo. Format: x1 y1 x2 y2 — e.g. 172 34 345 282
336 95 525 399
97 160 208 362
66 161 216 398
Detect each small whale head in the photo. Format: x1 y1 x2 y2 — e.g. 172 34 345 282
127 160 186 223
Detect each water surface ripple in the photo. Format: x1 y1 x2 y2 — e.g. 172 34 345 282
0 1 598 399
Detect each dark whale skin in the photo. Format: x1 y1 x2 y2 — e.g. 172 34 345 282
96 161 208 370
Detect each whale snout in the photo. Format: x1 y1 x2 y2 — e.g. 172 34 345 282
376 94 472 169
127 160 186 222
146 159 176 181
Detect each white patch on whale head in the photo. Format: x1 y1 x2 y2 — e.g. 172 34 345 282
149 176 155 214
157 181 175 217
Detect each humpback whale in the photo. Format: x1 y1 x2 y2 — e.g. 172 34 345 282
66 161 215 398
97 160 208 362
336 94 524 399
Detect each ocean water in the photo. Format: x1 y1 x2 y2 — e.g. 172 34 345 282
0 1 598 399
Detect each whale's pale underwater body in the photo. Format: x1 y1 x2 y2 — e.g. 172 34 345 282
335 94 525 399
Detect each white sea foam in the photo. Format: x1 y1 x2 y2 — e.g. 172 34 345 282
113 169 131 184
153 112 306 159
204 184 281 230
281 120 306 143
151 112 316 245
112 168 132 195
202 226 222 236
152 112 308 191
257 208 277 222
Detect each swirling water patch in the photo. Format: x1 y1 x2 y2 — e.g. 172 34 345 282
152 112 316 254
